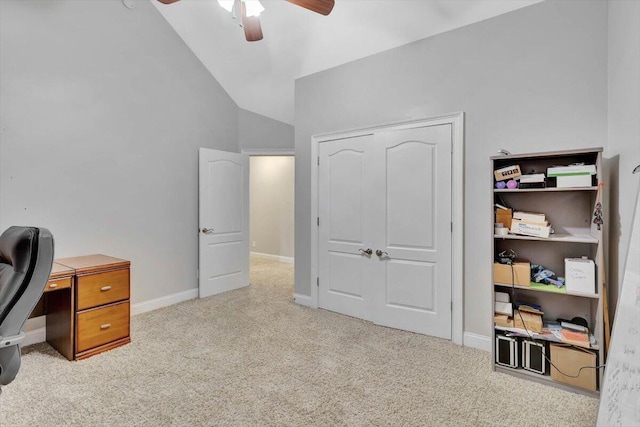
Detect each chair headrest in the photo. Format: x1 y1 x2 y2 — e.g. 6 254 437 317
0 227 43 325
0 226 39 275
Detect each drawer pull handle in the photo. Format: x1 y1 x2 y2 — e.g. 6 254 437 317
49 283 58 289
100 323 111 330
101 286 112 292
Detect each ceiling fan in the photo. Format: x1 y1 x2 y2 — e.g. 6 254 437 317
156 0 335 42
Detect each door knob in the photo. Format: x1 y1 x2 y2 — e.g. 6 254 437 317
201 228 214 234
376 250 389 258
359 248 373 256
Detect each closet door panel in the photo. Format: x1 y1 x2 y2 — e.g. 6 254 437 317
318 135 376 320
386 259 436 312
372 125 452 338
386 141 436 251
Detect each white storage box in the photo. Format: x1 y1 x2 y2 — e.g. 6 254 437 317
510 219 551 238
547 165 596 188
565 257 596 294
495 301 513 316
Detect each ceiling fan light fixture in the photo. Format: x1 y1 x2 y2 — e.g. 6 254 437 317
243 0 265 17
217 0 235 13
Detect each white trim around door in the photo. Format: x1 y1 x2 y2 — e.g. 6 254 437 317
241 148 295 156
308 113 465 345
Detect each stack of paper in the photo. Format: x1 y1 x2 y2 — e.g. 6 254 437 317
560 328 590 348
511 211 551 238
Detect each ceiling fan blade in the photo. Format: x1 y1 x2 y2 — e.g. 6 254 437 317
156 0 181 4
285 0 334 16
242 2 264 42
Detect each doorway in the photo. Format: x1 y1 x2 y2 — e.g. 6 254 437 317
197 149 294 299
249 155 295 273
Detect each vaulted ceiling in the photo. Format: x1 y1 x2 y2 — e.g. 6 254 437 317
152 0 542 125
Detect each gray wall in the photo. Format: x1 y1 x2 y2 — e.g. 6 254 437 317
294 0 609 338
250 156 295 259
0 0 239 305
239 108 294 151
607 0 640 319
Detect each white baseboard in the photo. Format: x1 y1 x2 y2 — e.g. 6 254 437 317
293 293 314 308
23 327 46 347
130 288 198 316
463 331 492 352
251 252 294 264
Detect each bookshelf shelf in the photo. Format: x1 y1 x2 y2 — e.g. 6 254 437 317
490 148 606 395
494 282 599 299
493 233 598 244
494 325 598 349
494 186 598 193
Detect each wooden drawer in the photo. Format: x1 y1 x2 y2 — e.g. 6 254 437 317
76 301 130 353
44 277 72 293
77 269 129 310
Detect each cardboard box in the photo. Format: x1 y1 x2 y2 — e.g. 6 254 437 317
496 208 513 230
550 344 597 391
510 219 551 238
547 165 596 188
494 314 514 328
494 165 521 182
565 258 596 294
494 261 531 286
513 309 543 333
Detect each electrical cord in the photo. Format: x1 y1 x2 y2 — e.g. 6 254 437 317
506 261 605 378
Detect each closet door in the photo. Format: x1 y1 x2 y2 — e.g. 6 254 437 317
318 135 376 320
370 125 453 338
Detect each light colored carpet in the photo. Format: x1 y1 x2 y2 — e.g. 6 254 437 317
0 258 598 426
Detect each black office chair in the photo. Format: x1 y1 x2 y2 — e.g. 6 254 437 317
0 227 54 394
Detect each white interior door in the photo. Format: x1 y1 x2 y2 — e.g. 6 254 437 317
199 148 250 298
371 125 452 338
317 123 453 339
318 135 376 320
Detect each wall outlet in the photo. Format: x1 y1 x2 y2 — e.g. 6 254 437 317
252 241 256 248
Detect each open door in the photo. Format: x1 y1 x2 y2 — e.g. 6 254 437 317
198 148 250 298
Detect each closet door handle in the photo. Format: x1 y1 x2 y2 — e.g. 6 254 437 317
376 250 389 258
359 248 373 256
